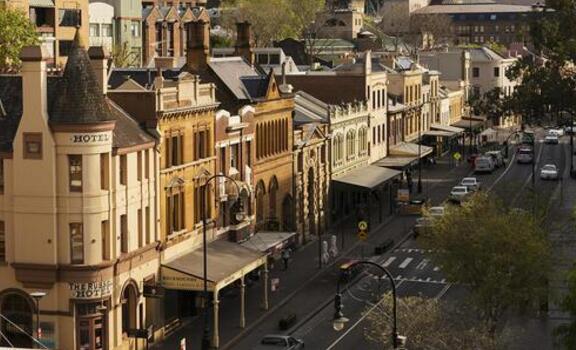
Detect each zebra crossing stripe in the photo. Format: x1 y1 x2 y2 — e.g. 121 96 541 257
383 256 396 267
399 257 413 269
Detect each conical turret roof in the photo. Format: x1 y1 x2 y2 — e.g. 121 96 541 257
50 30 115 125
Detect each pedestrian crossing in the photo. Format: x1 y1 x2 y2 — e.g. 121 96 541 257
374 248 448 286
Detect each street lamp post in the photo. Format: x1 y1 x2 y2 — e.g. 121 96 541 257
200 174 246 350
29 291 46 347
417 110 423 194
333 260 406 349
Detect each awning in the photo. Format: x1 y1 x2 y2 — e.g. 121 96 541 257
373 156 418 169
431 124 464 134
423 130 454 137
389 142 433 158
333 165 401 189
161 240 266 292
241 231 297 253
29 0 55 7
452 119 484 129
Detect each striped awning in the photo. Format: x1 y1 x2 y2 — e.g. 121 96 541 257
29 0 55 7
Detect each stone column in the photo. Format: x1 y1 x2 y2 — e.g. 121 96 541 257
262 265 269 310
211 291 220 348
240 277 246 328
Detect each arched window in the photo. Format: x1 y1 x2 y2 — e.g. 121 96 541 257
256 180 266 228
121 282 138 336
346 130 356 159
333 133 343 165
358 127 368 155
268 176 279 223
0 291 33 348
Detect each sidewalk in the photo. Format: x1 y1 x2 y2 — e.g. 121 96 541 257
151 154 473 350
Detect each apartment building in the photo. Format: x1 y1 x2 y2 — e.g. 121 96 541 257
3 0 89 67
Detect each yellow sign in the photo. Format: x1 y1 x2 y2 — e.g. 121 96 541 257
453 152 462 161
358 231 368 241
358 221 368 230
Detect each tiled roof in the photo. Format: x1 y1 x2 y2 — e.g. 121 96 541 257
109 68 182 90
50 31 116 125
107 99 155 149
207 57 263 100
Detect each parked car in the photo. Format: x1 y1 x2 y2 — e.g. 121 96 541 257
255 335 305 350
485 150 505 167
474 156 495 173
517 147 534 164
449 186 470 203
545 134 559 144
461 177 481 191
548 128 564 137
565 126 576 135
540 164 559 180
414 206 446 236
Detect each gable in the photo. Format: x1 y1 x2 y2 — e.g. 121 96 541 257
264 73 280 100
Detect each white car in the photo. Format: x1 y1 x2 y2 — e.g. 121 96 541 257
414 206 445 236
548 128 564 136
449 186 470 202
540 164 559 180
474 156 495 173
545 134 559 144
461 177 481 191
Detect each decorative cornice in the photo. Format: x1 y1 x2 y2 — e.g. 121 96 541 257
50 120 116 133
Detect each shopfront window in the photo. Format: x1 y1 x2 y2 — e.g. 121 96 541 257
76 303 106 350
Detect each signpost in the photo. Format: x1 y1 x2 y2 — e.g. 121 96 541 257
357 221 368 241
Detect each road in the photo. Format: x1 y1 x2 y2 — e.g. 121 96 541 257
230 129 570 350
291 130 569 350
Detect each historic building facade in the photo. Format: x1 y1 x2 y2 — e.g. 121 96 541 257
142 4 210 67
0 38 160 350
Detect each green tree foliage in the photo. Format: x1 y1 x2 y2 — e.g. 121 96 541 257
0 6 39 72
220 0 325 46
554 266 576 349
507 0 576 125
470 87 514 125
111 42 139 68
420 193 551 335
365 294 512 349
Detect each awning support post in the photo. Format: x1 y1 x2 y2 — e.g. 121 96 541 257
240 276 246 328
262 264 269 310
212 290 220 348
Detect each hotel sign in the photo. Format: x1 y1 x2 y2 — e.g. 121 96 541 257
69 280 113 299
70 133 110 144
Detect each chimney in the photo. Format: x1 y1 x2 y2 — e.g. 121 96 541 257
279 62 293 94
20 46 49 122
154 56 177 69
87 46 110 95
186 19 210 73
234 21 255 65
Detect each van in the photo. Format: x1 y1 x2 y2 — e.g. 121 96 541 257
517 147 534 164
474 156 495 173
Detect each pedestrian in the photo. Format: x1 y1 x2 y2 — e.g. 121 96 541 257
282 249 291 271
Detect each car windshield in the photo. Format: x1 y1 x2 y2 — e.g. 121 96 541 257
543 165 556 171
261 337 285 345
462 178 475 184
519 149 532 154
453 187 466 193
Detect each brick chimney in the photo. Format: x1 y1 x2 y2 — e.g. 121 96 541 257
234 21 255 65
87 46 110 95
186 19 210 73
20 46 49 123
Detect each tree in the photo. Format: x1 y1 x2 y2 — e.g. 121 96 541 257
554 266 576 349
420 192 551 336
364 294 511 349
0 6 39 72
111 42 139 68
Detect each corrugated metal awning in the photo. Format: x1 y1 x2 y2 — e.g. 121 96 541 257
29 0 55 7
389 142 433 158
431 124 464 134
333 165 401 189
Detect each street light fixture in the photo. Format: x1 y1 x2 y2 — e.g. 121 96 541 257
29 291 46 346
332 260 405 349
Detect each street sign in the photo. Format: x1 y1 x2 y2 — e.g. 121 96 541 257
358 221 368 231
358 231 368 241
453 152 462 161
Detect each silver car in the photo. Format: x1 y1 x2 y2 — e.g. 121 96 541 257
449 186 470 202
540 164 559 180
460 177 481 191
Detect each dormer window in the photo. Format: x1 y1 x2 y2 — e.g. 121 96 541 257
23 133 42 160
